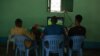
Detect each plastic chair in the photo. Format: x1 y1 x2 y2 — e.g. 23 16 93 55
6 35 15 54
42 35 64 56
14 35 28 56
14 35 38 56
68 36 84 56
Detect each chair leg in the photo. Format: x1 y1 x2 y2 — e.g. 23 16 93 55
42 49 44 56
26 49 29 56
78 49 82 56
15 48 17 56
42 46 44 56
46 50 49 56
59 51 63 56
68 48 72 56
6 40 9 54
19 51 22 56
35 48 38 56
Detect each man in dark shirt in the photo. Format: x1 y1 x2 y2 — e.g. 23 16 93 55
68 15 86 56
68 14 86 51
68 15 86 37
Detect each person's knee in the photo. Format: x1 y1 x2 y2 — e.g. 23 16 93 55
24 39 32 48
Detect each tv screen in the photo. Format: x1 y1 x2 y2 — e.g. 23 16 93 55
47 17 64 25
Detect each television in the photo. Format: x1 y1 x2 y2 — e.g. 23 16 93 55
47 17 64 25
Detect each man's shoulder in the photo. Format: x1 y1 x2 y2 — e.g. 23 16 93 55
55 25 64 28
71 26 85 29
80 26 86 30
70 26 76 29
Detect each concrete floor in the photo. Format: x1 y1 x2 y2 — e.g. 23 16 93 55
0 46 100 56
0 42 100 56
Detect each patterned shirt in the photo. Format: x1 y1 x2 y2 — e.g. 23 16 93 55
10 26 35 40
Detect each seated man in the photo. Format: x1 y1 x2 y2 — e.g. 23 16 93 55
68 14 86 37
9 18 35 50
42 16 68 55
9 18 35 40
68 14 86 49
31 24 42 46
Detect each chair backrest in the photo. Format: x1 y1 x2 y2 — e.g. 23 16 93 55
13 35 27 51
43 35 64 52
70 36 84 50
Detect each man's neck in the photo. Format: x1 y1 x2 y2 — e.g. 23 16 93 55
76 24 81 26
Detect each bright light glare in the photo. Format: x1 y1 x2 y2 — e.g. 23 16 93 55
50 0 61 12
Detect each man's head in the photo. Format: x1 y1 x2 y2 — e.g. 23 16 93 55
75 14 83 25
51 16 58 24
15 18 22 27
